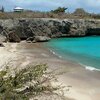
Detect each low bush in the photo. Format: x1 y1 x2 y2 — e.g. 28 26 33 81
0 64 58 100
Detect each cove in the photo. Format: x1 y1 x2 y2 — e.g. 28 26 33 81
46 36 100 70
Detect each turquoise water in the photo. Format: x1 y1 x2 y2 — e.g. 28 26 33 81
46 36 100 69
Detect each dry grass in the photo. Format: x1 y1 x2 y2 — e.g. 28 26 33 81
0 11 99 19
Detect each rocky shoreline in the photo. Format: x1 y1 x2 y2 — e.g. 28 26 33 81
0 18 100 44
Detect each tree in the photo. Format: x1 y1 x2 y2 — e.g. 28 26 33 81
51 7 67 14
1 6 4 12
73 8 88 15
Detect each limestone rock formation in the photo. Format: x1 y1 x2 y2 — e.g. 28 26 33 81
34 36 51 42
0 18 100 42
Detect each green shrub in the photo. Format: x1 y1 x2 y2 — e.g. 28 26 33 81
51 7 67 14
0 64 57 100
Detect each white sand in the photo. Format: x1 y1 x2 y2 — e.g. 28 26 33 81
0 42 100 100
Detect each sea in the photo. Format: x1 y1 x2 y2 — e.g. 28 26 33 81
46 36 100 71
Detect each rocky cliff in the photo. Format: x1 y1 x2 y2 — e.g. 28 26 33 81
0 18 100 42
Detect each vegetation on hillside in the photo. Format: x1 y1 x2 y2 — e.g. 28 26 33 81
0 7 99 19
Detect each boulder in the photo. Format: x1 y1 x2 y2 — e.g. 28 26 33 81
8 30 21 42
0 43 4 47
0 34 7 42
34 36 51 42
26 37 37 43
0 33 5 47
26 37 34 42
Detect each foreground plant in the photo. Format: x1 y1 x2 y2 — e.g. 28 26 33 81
0 64 58 100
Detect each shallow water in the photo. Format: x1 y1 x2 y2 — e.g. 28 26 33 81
46 36 100 70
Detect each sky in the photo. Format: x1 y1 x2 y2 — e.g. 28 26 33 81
0 0 100 13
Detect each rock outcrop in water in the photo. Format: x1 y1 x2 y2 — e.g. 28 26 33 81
0 18 100 42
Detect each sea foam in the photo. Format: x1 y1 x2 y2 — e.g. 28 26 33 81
49 49 62 58
50 49 100 71
79 63 100 71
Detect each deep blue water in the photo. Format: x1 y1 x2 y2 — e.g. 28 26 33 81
46 36 100 69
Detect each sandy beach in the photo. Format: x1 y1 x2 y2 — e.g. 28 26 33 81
0 42 100 100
